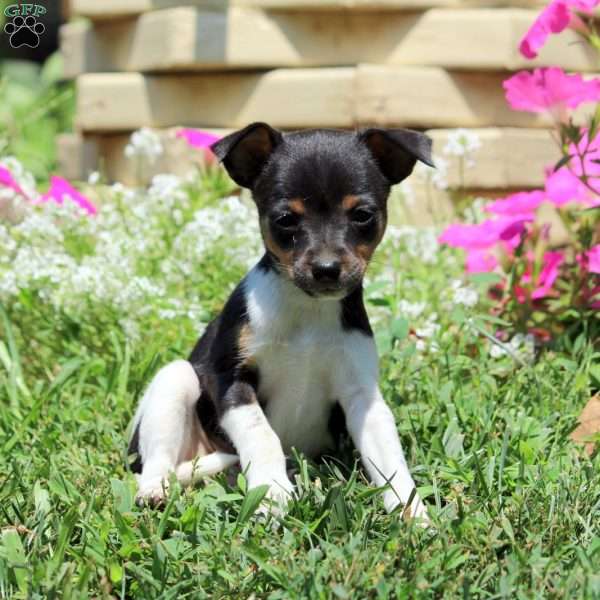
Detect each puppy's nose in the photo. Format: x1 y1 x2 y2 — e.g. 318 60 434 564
312 260 341 282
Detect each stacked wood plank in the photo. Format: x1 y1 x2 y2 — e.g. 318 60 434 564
59 0 593 203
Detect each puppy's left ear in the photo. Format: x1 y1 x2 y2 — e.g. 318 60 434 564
210 122 283 189
359 128 434 185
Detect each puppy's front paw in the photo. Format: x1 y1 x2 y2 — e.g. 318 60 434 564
402 495 429 525
253 475 294 519
384 489 430 525
135 478 168 508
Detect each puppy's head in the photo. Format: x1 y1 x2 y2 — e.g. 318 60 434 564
212 123 433 298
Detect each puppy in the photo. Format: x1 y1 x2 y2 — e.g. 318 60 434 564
128 123 433 520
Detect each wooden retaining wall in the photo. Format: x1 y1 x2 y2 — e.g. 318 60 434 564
59 0 587 211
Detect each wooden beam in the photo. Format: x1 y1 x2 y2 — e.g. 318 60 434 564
76 67 566 132
60 7 597 77
75 69 356 131
70 0 546 19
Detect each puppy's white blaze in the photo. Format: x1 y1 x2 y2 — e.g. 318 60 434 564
220 403 292 494
176 452 239 485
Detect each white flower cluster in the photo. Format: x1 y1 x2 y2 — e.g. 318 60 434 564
414 313 441 352
385 225 440 264
124 128 164 163
489 333 535 363
450 279 479 308
173 195 261 273
0 161 261 340
397 299 426 319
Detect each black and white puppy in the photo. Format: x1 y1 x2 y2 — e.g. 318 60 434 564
128 123 433 520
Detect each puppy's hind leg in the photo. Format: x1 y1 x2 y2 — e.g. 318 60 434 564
129 360 202 505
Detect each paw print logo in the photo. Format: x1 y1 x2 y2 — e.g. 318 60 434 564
4 15 45 49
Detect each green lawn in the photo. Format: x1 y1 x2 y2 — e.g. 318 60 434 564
0 168 599 598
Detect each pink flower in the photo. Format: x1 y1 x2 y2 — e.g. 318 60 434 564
40 176 97 215
531 251 565 298
176 129 221 151
0 165 29 200
519 0 598 59
503 68 600 115
486 190 546 218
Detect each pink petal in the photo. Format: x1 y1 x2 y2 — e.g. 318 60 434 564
519 0 598 59
499 219 528 241
40 176 97 215
503 67 600 114
570 0 600 12
0 165 29 200
544 166 592 205
519 0 571 59
466 249 499 273
584 245 600 273
532 250 564 299
486 190 546 217
176 128 221 150
439 217 528 250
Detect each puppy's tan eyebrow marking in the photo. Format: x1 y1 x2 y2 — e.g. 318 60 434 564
288 198 305 214
342 195 360 211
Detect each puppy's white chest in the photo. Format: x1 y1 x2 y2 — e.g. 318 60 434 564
254 329 339 456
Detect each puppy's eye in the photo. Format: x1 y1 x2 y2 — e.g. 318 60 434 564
350 208 375 226
273 213 300 230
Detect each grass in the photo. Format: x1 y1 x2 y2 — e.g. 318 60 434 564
0 30 598 598
0 54 75 181
0 170 599 597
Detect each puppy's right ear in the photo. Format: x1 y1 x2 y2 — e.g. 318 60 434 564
210 122 283 189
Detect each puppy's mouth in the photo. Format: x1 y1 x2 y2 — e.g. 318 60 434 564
309 285 348 299
292 275 361 299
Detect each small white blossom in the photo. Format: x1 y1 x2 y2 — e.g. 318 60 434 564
398 300 426 319
414 154 448 190
386 225 439 264
0 156 38 201
450 279 479 308
489 333 535 363
87 171 101 185
415 314 440 339
443 129 482 158
124 128 164 163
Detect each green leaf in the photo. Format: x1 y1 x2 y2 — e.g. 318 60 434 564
553 154 573 173
2 529 27 594
109 562 123 584
237 485 269 525
48 358 84 395
111 478 135 514
391 317 409 341
33 482 50 517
